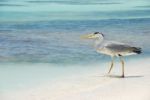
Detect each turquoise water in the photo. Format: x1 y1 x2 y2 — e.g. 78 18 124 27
0 0 150 21
0 0 150 93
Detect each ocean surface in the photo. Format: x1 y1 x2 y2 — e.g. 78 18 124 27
0 0 150 94
0 0 150 64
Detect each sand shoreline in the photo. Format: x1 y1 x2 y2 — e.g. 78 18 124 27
1 58 150 100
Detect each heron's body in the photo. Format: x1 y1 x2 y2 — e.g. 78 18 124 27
95 40 141 57
81 32 142 78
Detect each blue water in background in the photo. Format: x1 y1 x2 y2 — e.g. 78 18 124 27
0 0 150 64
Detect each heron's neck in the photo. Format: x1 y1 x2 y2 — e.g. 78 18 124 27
94 37 104 48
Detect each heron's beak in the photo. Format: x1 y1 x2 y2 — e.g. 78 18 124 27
80 34 94 39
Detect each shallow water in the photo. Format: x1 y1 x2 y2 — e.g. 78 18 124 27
0 19 150 64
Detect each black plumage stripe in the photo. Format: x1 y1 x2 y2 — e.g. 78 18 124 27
132 47 142 54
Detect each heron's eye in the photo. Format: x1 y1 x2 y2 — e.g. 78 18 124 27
94 32 100 34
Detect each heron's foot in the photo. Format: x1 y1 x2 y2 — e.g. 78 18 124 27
121 75 125 78
106 72 110 75
103 73 108 77
105 73 111 77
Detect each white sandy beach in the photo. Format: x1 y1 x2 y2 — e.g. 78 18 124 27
1 58 150 100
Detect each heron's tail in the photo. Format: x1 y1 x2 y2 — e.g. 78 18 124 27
132 47 142 54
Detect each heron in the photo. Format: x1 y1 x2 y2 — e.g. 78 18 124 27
81 32 142 78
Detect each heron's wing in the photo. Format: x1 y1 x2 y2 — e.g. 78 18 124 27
104 42 133 53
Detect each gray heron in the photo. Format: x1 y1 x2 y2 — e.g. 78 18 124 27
81 32 142 78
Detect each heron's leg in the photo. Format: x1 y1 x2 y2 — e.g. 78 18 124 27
119 56 125 78
108 57 114 74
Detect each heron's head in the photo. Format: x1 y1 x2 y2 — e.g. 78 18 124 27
80 32 104 40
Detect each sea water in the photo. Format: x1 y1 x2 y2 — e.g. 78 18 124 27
0 0 150 94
